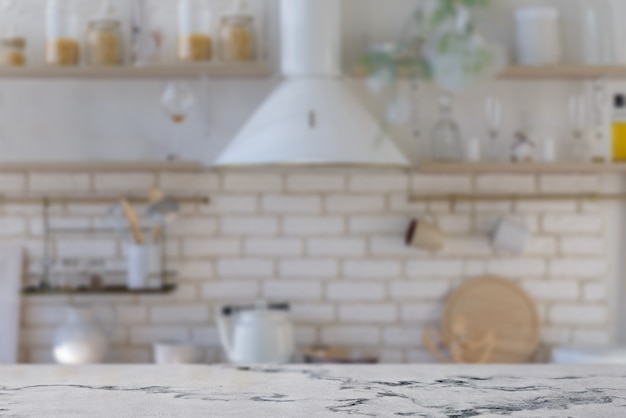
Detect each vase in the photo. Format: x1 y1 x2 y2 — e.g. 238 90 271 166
53 305 108 364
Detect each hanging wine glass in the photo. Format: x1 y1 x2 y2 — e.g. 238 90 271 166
161 81 195 161
485 96 502 161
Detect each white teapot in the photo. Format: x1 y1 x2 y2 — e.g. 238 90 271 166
217 303 295 364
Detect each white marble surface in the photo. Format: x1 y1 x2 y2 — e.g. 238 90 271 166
1 365 625 417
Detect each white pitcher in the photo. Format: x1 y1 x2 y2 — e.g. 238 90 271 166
217 303 294 364
53 305 109 364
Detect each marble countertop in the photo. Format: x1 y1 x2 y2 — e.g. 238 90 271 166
1 365 625 417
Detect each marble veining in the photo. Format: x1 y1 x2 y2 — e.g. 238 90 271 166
0 365 625 417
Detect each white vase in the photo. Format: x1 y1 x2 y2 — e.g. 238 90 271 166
53 306 108 365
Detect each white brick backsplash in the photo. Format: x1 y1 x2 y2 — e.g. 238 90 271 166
487 259 546 277
57 239 116 258
550 259 607 278
115 306 148 325
221 216 278 236
560 237 605 256
290 304 335 323
401 303 443 322
24 305 67 325
343 260 401 279
262 195 321 214
0 174 25 192
20 327 56 346
388 193 428 213
412 175 471 195
406 349 438 363
549 305 608 326
205 195 257 214
130 326 189 345
109 348 152 364
390 281 451 300
245 238 302 256
349 215 409 234
263 281 323 301
436 215 472 234
29 173 90 192
159 173 219 192
149 305 210 324
474 201 512 213
279 259 338 279
442 238 492 256
295 326 318 345
325 195 385 213
192 327 221 346
522 281 579 301
464 260 486 276
525 237 557 256
370 236 417 257
476 175 535 194
222 174 282 192
287 174 345 192
406 260 463 278
29 217 90 236
283 216 344 236
176 260 213 280
321 326 380 345
327 282 385 301
539 175 600 194
383 326 423 347
94 173 154 191
0 217 26 236
583 283 608 302
379 349 404 363
183 238 240 257
202 281 260 300
571 329 611 346
542 327 571 345
516 200 577 213
349 174 408 192
218 259 273 278
543 214 604 234
168 218 217 237
339 304 397 323
307 238 365 257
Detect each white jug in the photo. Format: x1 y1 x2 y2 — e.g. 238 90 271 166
217 303 294 364
53 305 109 364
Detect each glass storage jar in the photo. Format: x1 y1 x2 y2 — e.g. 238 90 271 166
177 0 212 62
86 19 123 66
218 13 256 62
46 0 80 66
0 36 26 67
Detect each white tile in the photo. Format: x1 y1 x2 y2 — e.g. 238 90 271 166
191 327 221 346
129 326 189 345
571 329 611 346
290 304 335 323
57 239 117 258
217 259 273 278
201 281 260 301
0 174 25 192
349 174 408 192
549 259 607 278
159 173 219 192
549 305 608 326
168 218 218 237
222 174 282 192
307 238 365 257
543 214 604 234
343 260 401 279
279 259 338 279
220 216 278 236
522 281 580 301
183 238 241 257
262 195 322 214
400 303 443 322
383 327 424 347
262 281 323 301
245 238 302 256
286 174 346 192
94 173 154 191
203 195 257 214
583 283 608 302
325 195 385 213
390 281 451 300
0 217 27 236
349 215 409 234
486 259 546 278
29 174 90 192
476 175 535 194
150 305 210 323
412 175 472 195
115 306 148 325
327 282 385 301
338 304 397 323
321 326 380 345
560 237 605 256
283 216 344 236
436 215 472 234
406 260 463 278
539 175 600 194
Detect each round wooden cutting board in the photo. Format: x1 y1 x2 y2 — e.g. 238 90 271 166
441 276 540 364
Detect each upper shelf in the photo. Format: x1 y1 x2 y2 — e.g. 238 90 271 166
419 162 626 174
0 63 272 79
0 161 205 173
500 65 626 80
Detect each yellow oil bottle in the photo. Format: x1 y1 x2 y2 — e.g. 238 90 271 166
612 94 626 161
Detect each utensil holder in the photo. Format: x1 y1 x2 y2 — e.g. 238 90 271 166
124 243 161 289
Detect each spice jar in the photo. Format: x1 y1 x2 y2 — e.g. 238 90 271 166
85 0 123 66
177 0 212 62
218 1 256 62
1 36 26 67
46 0 80 66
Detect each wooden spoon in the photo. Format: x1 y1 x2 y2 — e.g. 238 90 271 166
119 198 144 245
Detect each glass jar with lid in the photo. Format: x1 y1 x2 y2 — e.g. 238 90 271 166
85 0 124 66
1 36 26 67
218 0 256 62
46 0 80 66
177 0 212 62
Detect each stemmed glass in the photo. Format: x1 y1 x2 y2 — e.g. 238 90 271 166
161 81 195 161
485 96 502 161
569 93 587 162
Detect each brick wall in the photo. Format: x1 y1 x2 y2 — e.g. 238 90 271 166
16 170 616 363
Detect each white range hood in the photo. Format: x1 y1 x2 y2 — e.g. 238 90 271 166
214 0 410 168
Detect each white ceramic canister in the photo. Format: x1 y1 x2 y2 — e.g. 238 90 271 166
53 305 109 364
515 7 562 66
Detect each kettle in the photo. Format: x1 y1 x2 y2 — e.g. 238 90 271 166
217 302 295 364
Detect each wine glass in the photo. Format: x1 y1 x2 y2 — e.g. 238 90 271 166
485 96 502 161
569 93 587 162
161 81 195 161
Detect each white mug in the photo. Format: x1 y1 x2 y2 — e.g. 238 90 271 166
406 218 446 252
125 243 162 289
153 342 200 364
491 216 530 255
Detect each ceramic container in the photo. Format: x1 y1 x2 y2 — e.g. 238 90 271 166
53 305 108 364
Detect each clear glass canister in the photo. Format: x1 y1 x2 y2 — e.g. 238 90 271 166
178 0 212 62
1 37 26 67
218 14 256 62
46 0 80 66
86 19 123 66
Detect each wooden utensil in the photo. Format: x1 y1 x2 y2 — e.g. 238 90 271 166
441 276 540 364
119 198 144 245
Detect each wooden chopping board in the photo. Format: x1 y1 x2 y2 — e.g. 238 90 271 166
442 276 540 364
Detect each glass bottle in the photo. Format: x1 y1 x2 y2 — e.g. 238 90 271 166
46 0 80 66
178 0 212 62
431 94 464 161
85 0 123 66
0 24 26 67
218 0 256 62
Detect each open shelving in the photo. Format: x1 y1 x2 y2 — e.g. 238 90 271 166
418 162 626 175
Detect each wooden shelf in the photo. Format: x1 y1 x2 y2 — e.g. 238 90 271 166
0 160 205 173
0 63 272 80
22 284 177 295
499 65 626 80
419 162 626 175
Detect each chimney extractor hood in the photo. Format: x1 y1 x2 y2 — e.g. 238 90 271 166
214 0 410 168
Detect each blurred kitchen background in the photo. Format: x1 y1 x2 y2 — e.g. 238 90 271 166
0 0 625 366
